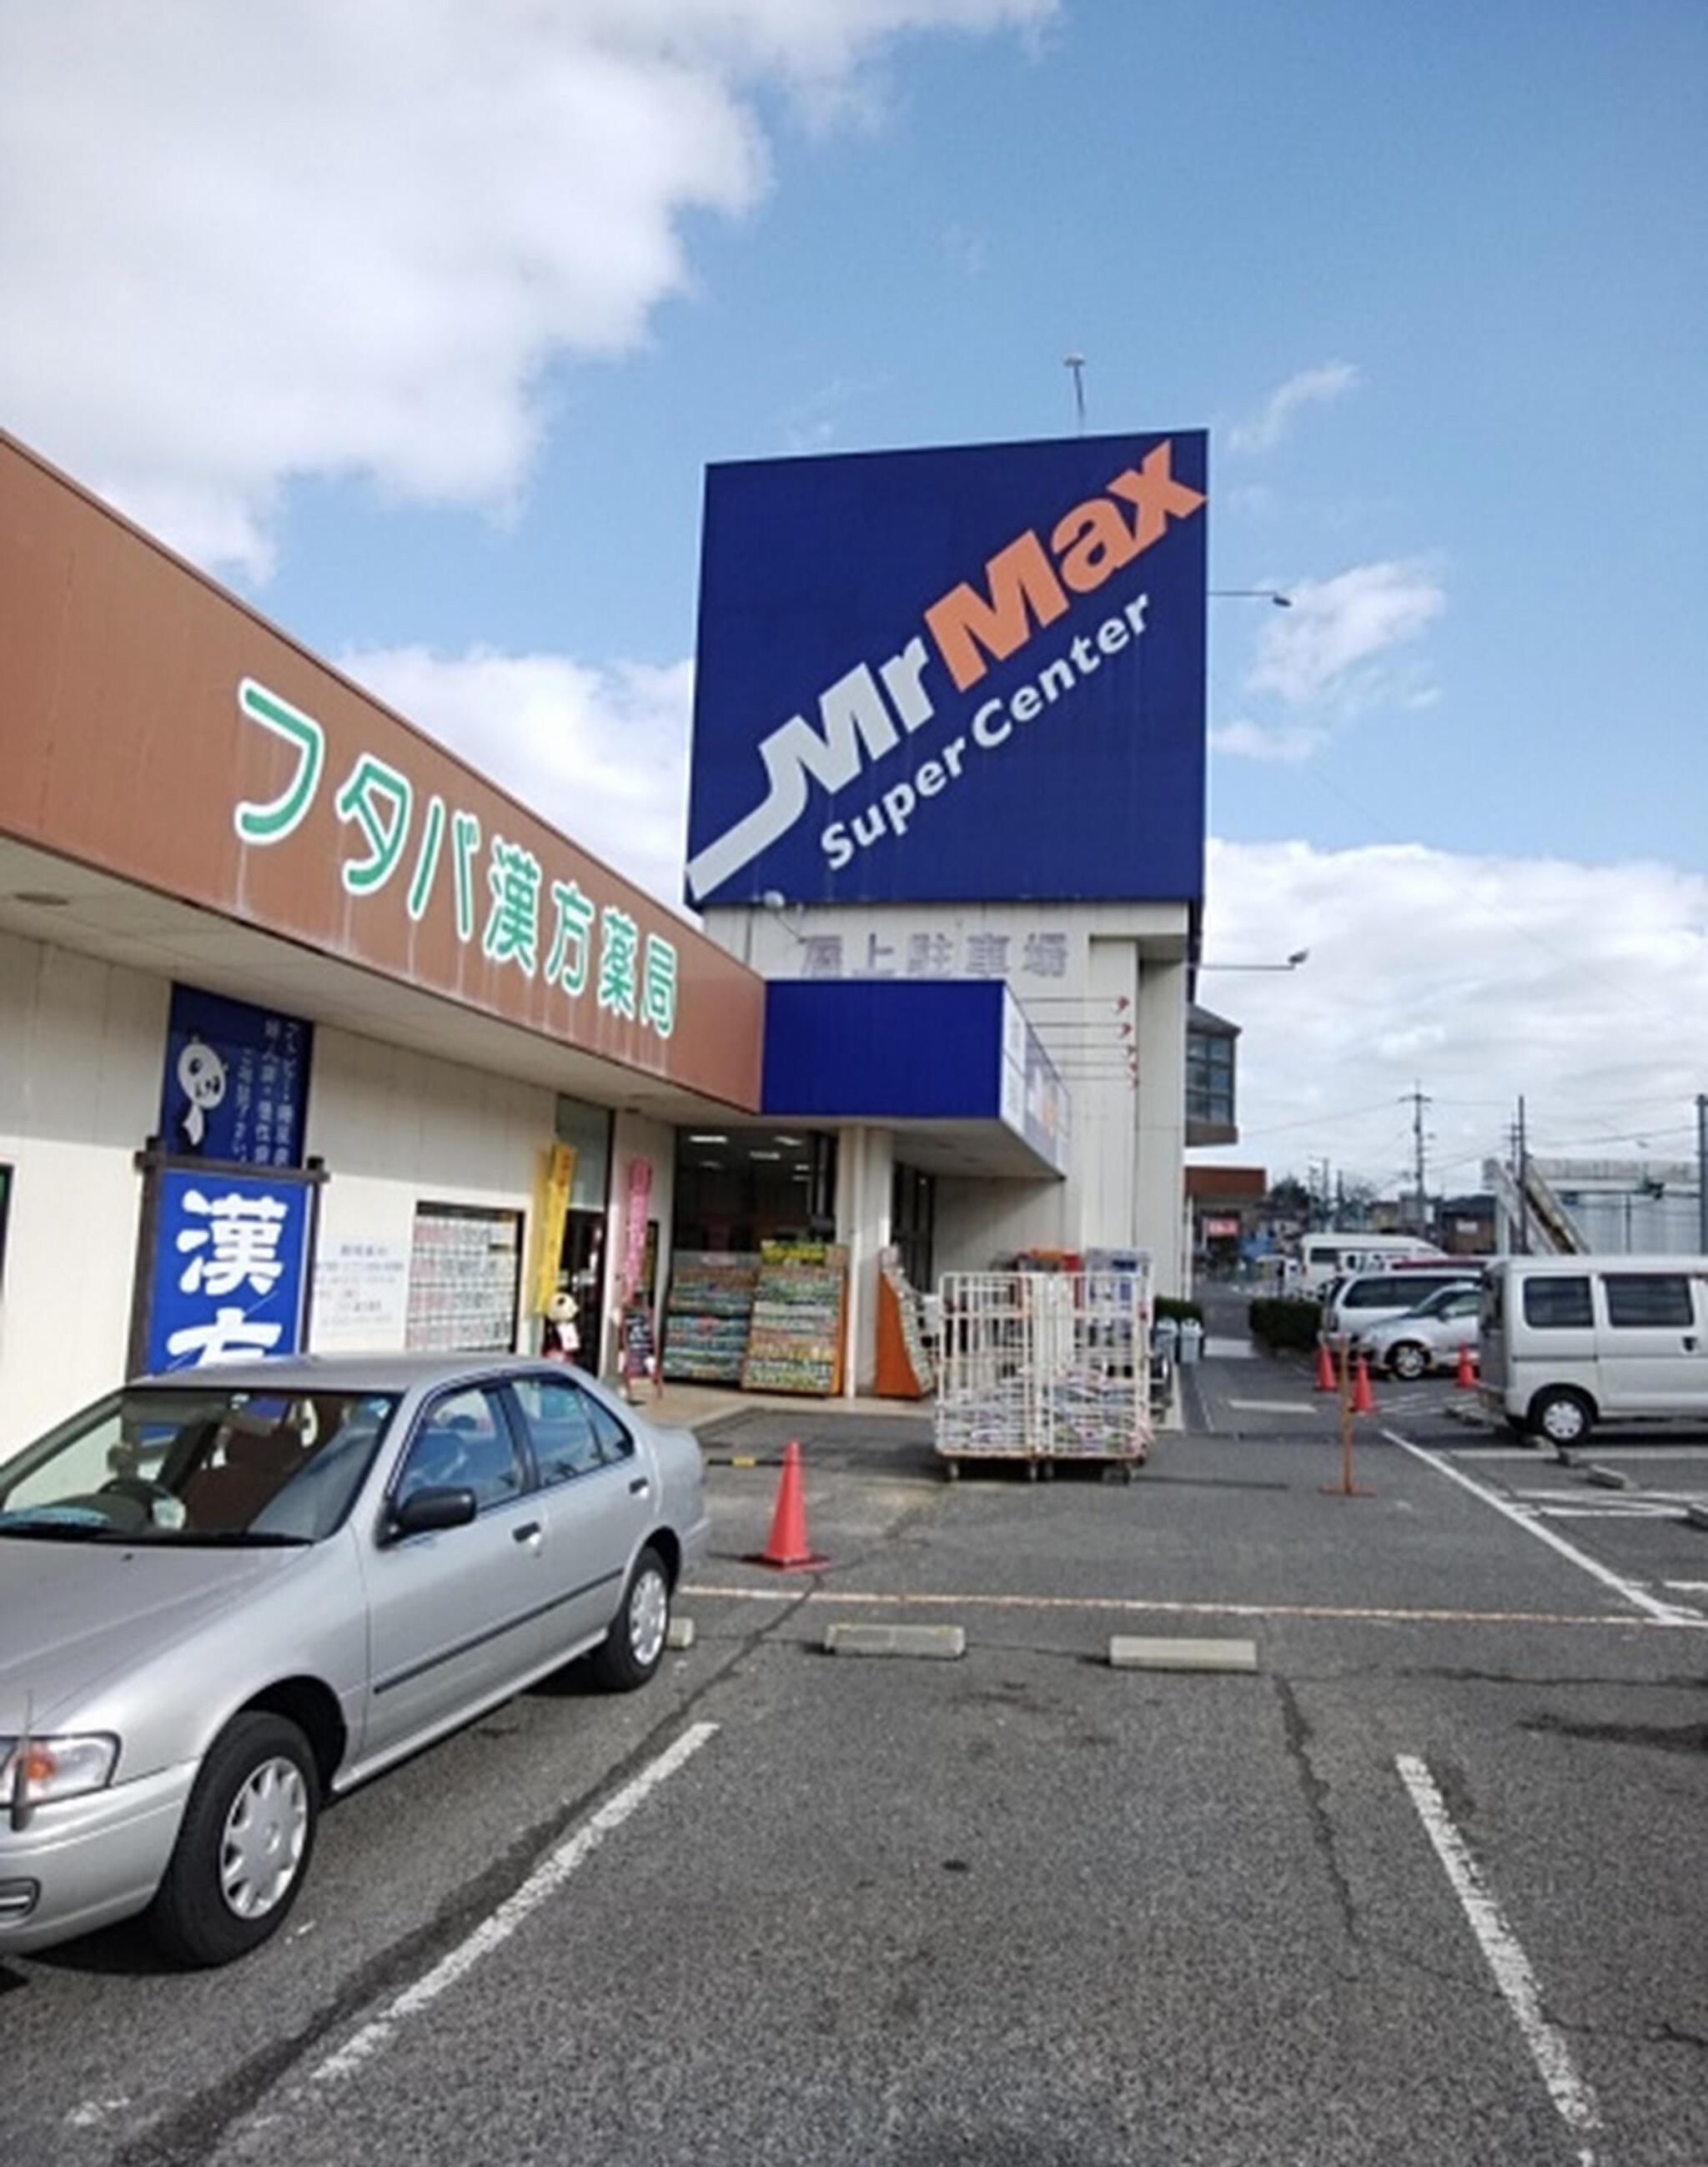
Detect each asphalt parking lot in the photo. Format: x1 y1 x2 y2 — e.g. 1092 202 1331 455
7 1318 1707 2167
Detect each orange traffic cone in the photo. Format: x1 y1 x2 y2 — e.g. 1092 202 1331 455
1314 1340 1337 1393
1454 1343 1476 1390
1351 1353 1376 1415
747 1440 828 1571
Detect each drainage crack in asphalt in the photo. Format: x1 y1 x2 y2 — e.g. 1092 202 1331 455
1272 1675 1361 1956
1646 2018 1708 2056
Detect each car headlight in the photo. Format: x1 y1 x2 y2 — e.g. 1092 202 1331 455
1 1732 120 1808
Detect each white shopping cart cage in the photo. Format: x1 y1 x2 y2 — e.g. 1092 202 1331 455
934 1267 1153 1478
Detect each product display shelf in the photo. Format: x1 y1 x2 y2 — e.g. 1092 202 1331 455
741 1243 847 1397
875 1249 933 1398
661 1251 761 1385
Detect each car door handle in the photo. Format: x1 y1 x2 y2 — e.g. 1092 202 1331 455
512 1521 542 1543
629 1477 651 1496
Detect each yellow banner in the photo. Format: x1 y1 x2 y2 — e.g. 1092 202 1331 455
532 1143 576 1313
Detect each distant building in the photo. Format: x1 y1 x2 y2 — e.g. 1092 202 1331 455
1185 1163 1266 1271
1185 1004 1238 1148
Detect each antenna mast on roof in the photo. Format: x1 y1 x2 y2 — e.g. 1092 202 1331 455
1063 354 1087 433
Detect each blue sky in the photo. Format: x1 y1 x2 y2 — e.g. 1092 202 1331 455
3 0 1705 1198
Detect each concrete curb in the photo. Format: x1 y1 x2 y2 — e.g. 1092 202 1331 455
1108 1636 1259 1673
824 1622 967 1660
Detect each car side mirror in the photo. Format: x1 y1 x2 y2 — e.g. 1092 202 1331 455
385 1486 479 1542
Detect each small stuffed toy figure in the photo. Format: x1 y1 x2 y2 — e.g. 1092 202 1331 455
542 1290 580 1365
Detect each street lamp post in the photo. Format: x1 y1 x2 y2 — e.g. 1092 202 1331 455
1198 948 1309 973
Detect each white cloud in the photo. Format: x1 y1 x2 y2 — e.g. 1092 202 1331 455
1246 559 1446 711
339 645 698 922
1198 838 1708 1193
0 0 1054 578
1208 718 1329 765
1226 361 1360 455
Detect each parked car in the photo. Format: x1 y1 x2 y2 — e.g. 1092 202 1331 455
1359 1282 1484 1380
0 1353 709 1965
1479 1254 1708 1445
1320 1265 1484 1352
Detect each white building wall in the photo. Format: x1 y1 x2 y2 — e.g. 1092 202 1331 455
1134 951 1188 1292
0 933 166 1453
1081 933 1142 1250
304 1028 554 1361
931 1174 1074 1279
834 1124 895 1392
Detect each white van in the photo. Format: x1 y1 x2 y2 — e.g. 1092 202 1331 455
1479 1254 1708 1445
1294 1231 1448 1295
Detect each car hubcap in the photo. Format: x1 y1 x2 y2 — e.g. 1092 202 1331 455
1542 1403 1583 1444
629 1570 668 1667
220 1757 309 1918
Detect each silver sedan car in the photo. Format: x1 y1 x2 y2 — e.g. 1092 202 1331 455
0 1353 709 1965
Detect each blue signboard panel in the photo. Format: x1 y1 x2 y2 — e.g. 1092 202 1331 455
143 1167 313 1371
686 430 1207 908
761 981 1068 1173
160 984 312 1166
763 981 1006 1119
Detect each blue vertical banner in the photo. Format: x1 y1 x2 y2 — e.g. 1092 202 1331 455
685 429 1208 908
160 984 312 1165
142 1166 314 1371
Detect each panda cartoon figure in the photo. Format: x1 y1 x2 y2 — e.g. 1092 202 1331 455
542 1290 580 1365
174 1036 229 1154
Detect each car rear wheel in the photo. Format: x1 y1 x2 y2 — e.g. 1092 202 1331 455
587 1545 671 1692
147 1712 317 1967
1388 1341 1429 1381
1530 1387 1594 1448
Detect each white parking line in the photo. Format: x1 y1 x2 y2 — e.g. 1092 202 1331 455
312 1722 718 2084
1397 1754 1600 2161
686 1581 1705 1631
1386 1432 1702 1626
1533 1504 1689 1521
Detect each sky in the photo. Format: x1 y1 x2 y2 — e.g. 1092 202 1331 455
3 0 1705 1201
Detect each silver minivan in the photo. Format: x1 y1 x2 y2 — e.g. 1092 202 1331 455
1320 1266 1483 1353
1478 1254 1708 1445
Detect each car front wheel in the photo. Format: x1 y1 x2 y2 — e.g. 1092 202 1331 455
588 1545 671 1692
147 1712 318 1966
1388 1341 1429 1381
1530 1387 1594 1448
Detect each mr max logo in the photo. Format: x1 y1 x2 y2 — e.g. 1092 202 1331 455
685 439 1205 906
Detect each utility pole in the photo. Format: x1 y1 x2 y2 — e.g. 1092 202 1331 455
1515 1095 1530 1255
1404 1084 1430 1235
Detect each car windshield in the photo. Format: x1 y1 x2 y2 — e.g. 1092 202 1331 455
0 1383 401 1544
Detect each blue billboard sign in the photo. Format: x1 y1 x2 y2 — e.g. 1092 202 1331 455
142 1166 314 1371
685 430 1207 908
160 983 312 1166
